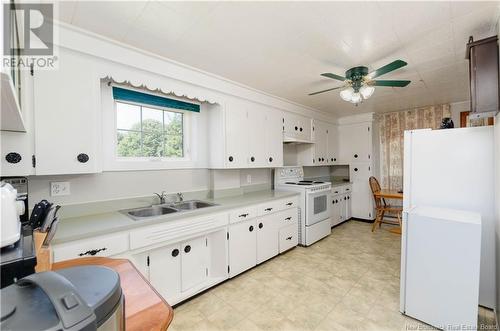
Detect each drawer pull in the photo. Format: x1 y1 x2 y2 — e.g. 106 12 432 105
334 191 339 193
286 236 293 240
184 245 191 253
258 222 263 229
249 226 254 232
286 202 293 206
79 247 107 256
346 188 350 191
285 217 292 221
264 207 273 211
239 213 249 218
172 249 179 257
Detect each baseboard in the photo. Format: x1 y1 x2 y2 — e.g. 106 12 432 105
351 217 375 223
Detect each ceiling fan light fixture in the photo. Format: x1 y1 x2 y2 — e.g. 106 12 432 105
350 92 362 104
340 87 354 101
360 85 375 99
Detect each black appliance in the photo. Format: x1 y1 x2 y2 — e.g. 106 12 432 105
0 266 125 330
0 230 36 288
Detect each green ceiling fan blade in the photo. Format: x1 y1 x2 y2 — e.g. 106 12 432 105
320 73 346 81
309 86 344 96
371 80 411 87
367 60 408 79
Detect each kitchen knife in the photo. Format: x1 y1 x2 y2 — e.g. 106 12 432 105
42 217 59 247
40 205 60 233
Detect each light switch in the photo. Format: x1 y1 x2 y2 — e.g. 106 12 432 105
50 182 70 196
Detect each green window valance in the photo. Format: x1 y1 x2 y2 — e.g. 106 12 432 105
112 87 200 112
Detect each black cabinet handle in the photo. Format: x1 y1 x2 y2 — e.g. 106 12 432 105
77 153 89 163
79 247 106 256
5 152 22 164
172 248 179 257
258 222 263 229
332 200 335 204
295 126 298 131
250 156 255 162
347 196 350 200
354 154 358 158
336 199 338 203
184 245 191 253
346 188 350 191
330 158 333 162
286 202 293 206
334 191 339 193
299 127 303 132
229 156 234 162
269 157 273 162
239 213 249 218
249 226 254 232
286 236 293 240
334 158 337 161
354 168 358 172
344 197 347 200
264 207 273 211
285 217 292 221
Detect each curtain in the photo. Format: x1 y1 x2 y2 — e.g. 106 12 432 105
379 104 451 190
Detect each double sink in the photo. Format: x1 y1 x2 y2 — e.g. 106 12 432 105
122 200 218 221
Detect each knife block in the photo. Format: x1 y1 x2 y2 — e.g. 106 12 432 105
33 230 52 272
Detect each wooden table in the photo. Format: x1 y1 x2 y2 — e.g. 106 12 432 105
52 257 173 331
373 190 404 234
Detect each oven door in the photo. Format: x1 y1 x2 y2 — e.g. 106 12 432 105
305 190 331 226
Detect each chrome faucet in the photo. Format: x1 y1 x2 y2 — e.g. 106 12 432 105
154 191 167 204
177 192 184 202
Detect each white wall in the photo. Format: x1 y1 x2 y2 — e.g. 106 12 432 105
450 101 470 128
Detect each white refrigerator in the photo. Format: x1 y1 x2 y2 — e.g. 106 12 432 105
400 127 496 310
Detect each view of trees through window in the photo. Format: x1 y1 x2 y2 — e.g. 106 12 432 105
116 101 183 158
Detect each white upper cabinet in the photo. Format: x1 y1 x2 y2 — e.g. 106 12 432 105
33 48 101 175
296 120 336 166
208 100 283 169
327 124 338 164
338 122 372 163
283 112 312 142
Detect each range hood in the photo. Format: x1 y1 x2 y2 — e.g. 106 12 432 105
1 71 25 132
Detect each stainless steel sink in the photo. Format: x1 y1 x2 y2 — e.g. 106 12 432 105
125 205 179 220
171 200 217 210
121 200 217 221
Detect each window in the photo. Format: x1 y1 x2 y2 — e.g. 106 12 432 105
116 101 184 158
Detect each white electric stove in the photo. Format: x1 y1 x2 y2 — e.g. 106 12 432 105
274 166 332 246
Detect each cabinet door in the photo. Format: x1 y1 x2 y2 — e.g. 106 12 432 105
350 163 372 181
181 236 209 291
229 219 257 277
128 251 150 279
256 215 279 264
298 116 312 141
225 101 248 168
345 194 352 220
327 124 338 164
283 112 299 138
338 194 346 223
351 181 374 220
149 243 181 302
339 123 372 162
247 106 267 167
34 48 100 175
265 109 284 167
331 196 341 227
314 121 328 165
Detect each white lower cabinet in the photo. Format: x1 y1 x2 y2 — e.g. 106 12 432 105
331 186 352 227
279 224 298 253
180 237 209 291
256 214 280 264
149 243 182 301
228 219 257 277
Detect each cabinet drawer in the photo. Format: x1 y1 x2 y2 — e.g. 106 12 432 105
277 208 298 228
53 233 129 262
343 186 352 193
279 224 298 253
229 206 258 224
257 200 281 216
278 196 298 210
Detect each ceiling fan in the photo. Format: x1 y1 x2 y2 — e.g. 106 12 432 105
309 60 411 105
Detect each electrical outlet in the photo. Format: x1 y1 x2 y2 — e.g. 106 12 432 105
51 182 70 196
246 174 252 184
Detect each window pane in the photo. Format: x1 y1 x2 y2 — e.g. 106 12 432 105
142 107 164 132
142 131 164 157
164 111 183 135
117 130 142 157
116 102 141 130
164 135 183 157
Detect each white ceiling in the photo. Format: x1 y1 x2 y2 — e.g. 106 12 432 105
58 1 500 116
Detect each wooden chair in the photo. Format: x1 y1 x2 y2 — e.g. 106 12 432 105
369 176 402 232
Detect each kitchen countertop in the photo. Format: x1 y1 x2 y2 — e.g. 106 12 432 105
52 190 300 245
52 257 173 331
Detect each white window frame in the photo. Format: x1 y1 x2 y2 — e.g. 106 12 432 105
101 82 204 171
